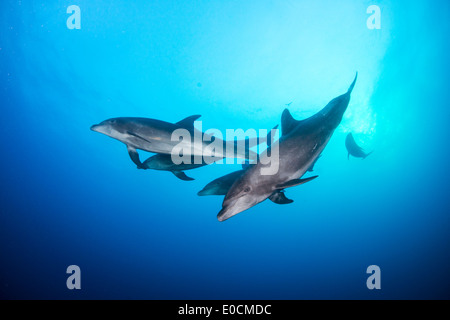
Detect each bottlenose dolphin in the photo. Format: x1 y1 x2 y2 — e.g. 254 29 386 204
217 73 357 221
345 132 372 159
141 153 209 181
90 115 258 168
197 168 293 204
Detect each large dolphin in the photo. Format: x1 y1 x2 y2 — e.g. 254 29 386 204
90 115 258 168
345 132 372 159
217 73 358 221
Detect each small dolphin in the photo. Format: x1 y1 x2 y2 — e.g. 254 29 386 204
198 168 293 204
91 115 258 168
141 153 209 181
217 73 357 221
345 132 372 159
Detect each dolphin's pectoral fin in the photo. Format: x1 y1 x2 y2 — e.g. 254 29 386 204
126 131 152 144
275 175 318 190
172 171 195 181
176 115 202 130
269 191 294 205
127 145 146 169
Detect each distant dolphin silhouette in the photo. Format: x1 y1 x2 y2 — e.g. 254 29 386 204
216 73 357 221
345 132 372 159
91 115 258 168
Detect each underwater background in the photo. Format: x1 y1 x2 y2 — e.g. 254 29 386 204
1 0 449 299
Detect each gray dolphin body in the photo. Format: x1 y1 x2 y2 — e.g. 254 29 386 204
345 132 372 159
91 115 256 168
141 153 210 181
217 73 358 221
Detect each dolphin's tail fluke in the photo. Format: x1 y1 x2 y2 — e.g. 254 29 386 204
363 150 373 160
347 72 358 94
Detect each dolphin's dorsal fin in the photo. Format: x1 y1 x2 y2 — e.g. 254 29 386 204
281 109 301 136
176 115 201 130
275 175 318 189
269 191 294 205
172 171 195 181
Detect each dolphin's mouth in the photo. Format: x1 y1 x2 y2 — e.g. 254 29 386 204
217 199 241 222
217 207 230 222
90 124 100 132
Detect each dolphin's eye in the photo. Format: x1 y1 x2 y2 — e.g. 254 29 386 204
243 186 251 193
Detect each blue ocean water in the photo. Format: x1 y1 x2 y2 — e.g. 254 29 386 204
1 0 449 299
